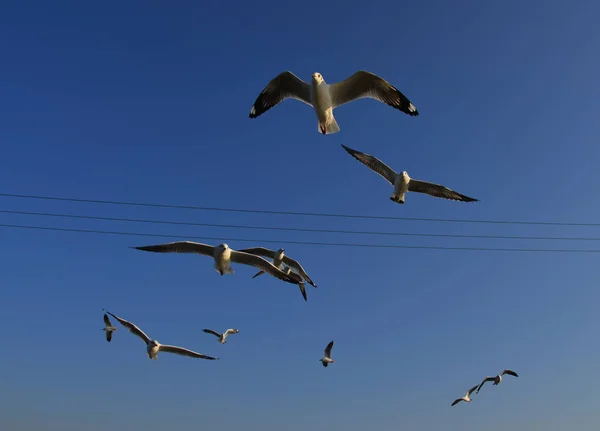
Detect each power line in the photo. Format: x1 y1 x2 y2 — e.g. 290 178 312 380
2 223 600 253
1 208 600 241
1 192 598 227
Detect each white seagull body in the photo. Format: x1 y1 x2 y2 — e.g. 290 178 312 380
203 328 239 344
102 313 117 343
104 310 218 361
249 70 419 134
319 340 335 367
131 241 296 284
451 385 479 406
342 144 479 204
238 247 317 288
476 369 519 393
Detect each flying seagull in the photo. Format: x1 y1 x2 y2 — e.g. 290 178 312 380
451 385 479 406
238 247 317 288
249 70 419 135
103 313 117 342
341 144 479 204
103 309 218 361
131 242 296 284
476 369 519 393
203 328 239 344
319 340 335 367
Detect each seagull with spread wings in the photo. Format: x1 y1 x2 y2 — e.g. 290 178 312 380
319 340 335 367
476 369 519 393
103 310 218 361
238 247 317 288
249 70 418 134
102 313 117 343
451 385 479 406
342 144 479 204
131 242 296 284
203 328 239 344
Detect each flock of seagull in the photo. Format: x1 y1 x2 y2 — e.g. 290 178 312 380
101 69 515 406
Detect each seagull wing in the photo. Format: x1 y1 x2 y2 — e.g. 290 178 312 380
329 70 419 116
501 369 519 377
158 344 218 360
131 241 215 256
105 311 151 345
408 179 479 202
224 329 239 336
451 398 464 406
476 377 495 393
324 340 334 358
249 71 312 118
106 331 113 342
202 329 222 338
281 256 316 288
103 313 111 327
467 385 479 397
229 250 296 284
237 247 276 259
341 145 398 186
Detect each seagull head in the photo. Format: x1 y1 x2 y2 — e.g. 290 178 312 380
401 171 410 180
312 72 324 84
278 248 285 253
148 340 158 348
218 243 229 250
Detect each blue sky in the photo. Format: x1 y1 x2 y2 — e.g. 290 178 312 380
1 0 599 430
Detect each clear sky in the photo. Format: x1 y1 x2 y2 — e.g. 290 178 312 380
1 1 599 430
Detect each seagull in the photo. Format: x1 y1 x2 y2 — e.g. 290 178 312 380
249 70 419 135
238 247 317 288
451 385 479 406
103 313 117 343
131 242 297 284
103 310 218 361
341 144 479 204
476 369 519 393
319 340 335 367
203 328 239 344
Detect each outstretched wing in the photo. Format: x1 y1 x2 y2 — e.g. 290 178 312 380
159 344 218 360
103 313 111 327
502 369 519 378
329 70 419 116
476 377 495 393
324 340 334 358
341 144 398 186
249 71 312 119
105 310 150 345
224 329 239 336
467 384 479 396
408 179 478 202
237 247 276 259
202 328 221 338
451 398 463 406
229 250 295 284
281 256 316 288
106 331 113 343
131 241 215 256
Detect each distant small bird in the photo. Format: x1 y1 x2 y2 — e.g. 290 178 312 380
103 313 117 342
131 242 296 284
342 144 479 204
319 340 335 367
249 70 418 134
203 328 239 344
451 385 479 406
476 369 519 393
104 309 218 361
238 247 317 288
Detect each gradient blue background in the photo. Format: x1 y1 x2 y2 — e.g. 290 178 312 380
1 1 599 430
